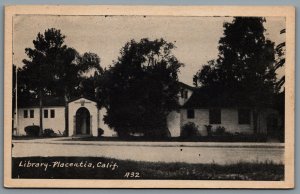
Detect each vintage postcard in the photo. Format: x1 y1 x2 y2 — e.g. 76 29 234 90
4 5 295 188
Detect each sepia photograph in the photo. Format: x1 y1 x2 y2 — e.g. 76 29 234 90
4 5 295 188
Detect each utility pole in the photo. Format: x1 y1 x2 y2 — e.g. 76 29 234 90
15 65 19 136
39 63 43 136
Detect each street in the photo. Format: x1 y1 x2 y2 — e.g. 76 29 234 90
12 138 284 165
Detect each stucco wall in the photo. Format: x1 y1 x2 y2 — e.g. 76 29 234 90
180 108 254 136
99 108 117 137
178 88 193 106
167 111 180 137
16 101 118 137
16 107 65 135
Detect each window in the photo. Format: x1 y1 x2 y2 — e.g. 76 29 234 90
209 109 221 124
184 91 188 99
180 89 184 98
50 109 55 118
30 110 34 118
23 110 28 118
180 89 188 99
187 109 195 119
44 109 48 118
238 109 251 124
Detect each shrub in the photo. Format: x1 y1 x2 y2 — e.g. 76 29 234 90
24 125 40 137
43 128 55 137
98 128 104 137
214 126 226 136
278 129 284 143
181 122 200 138
204 125 212 136
62 130 67 136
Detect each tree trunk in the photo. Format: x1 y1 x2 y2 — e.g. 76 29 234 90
253 108 259 134
39 89 43 136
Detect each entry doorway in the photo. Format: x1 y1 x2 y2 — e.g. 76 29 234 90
75 107 91 135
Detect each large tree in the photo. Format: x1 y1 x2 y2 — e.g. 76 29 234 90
19 28 102 135
194 17 276 104
274 29 286 91
96 38 183 138
193 17 277 133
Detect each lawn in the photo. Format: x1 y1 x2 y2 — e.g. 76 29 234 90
12 157 284 180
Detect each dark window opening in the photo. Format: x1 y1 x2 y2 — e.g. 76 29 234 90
238 109 251 124
209 109 221 124
50 109 55 118
23 110 28 118
44 109 48 118
184 91 188 99
181 89 188 99
187 109 195 119
30 110 34 118
180 89 184 98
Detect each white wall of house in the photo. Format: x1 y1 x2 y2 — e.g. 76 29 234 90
180 108 254 136
178 88 193 106
167 111 181 137
164 86 193 137
16 107 65 135
43 107 65 135
16 100 118 137
99 108 117 137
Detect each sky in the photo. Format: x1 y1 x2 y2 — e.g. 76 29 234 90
13 15 285 86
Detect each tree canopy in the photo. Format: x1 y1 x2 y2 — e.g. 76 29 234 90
193 17 277 107
96 38 183 138
18 28 102 102
17 28 102 135
274 29 286 91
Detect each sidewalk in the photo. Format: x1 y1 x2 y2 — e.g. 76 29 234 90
12 137 285 148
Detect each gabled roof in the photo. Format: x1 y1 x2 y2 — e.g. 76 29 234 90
18 95 97 108
18 96 65 108
179 82 195 91
182 86 254 109
68 95 97 103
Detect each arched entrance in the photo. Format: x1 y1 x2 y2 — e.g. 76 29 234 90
75 107 91 135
